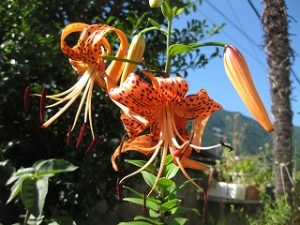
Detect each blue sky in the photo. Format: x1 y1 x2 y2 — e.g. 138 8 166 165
175 0 300 126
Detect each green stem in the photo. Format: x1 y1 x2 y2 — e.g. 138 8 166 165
139 27 161 35
23 210 29 225
101 55 164 74
164 19 172 76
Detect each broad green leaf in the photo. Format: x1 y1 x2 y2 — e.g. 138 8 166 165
141 171 158 193
165 164 179 179
157 178 176 194
21 177 49 218
149 209 160 218
6 168 34 185
160 199 180 212
47 222 60 225
27 214 44 225
165 217 188 225
6 175 30 204
125 159 156 173
174 7 184 17
118 222 152 225
134 216 164 225
168 44 197 57
148 18 161 29
123 197 159 211
34 159 78 177
164 155 173 166
170 206 201 217
123 186 161 204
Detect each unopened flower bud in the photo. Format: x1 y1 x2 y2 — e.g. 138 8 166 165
149 0 162 8
121 34 146 83
223 45 273 132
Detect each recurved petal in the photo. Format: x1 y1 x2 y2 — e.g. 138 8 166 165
175 89 222 120
109 73 161 120
111 135 156 171
156 76 188 102
121 113 148 137
191 116 210 152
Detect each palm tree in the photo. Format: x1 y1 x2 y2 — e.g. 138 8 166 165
261 0 293 198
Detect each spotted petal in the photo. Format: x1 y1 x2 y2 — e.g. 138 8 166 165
175 89 222 120
109 73 162 121
121 113 148 137
156 76 188 102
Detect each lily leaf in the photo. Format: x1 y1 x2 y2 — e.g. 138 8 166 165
170 206 201 217
141 171 158 193
6 168 34 185
6 175 31 204
160 199 181 212
118 221 153 225
173 7 184 17
165 217 188 225
165 164 179 179
134 216 164 225
21 177 49 218
123 186 161 204
148 18 161 29
125 159 156 173
168 44 198 57
34 159 78 178
123 197 159 211
157 178 176 194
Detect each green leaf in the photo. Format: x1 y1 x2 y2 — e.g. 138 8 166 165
27 214 44 225
6 168 34 185
161 1 173 20
148 18 161 29
149 209 160 218
157 178 176 194
170 206 201 217
123 186 161 205
6 176 30 204
174 7 184 17
34 159 78 177
123 197 159 211
21 177 49 218
160 199 180 212
134 216 164 225
168 44 197 57
165 164 179 179
165 217 188 225
125 159 156 173
118 222 153 225
141 171 158 193
164 154 173 166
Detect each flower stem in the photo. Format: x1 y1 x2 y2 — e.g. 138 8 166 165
164 19 172 76
23 210 29 225
101 55 164 74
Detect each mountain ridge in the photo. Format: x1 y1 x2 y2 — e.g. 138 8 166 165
202 109 300 156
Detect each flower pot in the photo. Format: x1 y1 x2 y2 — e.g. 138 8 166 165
208 182 246 200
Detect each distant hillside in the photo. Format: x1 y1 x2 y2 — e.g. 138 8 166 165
201 109 300 156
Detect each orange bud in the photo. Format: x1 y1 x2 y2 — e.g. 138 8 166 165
121 34 146 83
223 45 273 132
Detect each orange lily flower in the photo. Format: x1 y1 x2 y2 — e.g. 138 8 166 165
34 23 128 148
223 45 273 132
109 71 222 194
